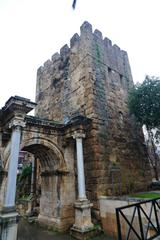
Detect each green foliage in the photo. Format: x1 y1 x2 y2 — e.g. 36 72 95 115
130 192 160 199
16 165 32 200
96 43 101 60
18 164 32 181
128 76 160 129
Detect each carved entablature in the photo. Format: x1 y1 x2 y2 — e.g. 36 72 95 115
63 115 91 139
25 114 91 140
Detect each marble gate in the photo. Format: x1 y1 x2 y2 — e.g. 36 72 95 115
0 96 93 240
20 115 89 231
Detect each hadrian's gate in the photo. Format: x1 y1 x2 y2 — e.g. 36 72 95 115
20 115 89 230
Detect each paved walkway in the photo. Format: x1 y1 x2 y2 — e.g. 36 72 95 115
17 219 70 240
17 219 110 240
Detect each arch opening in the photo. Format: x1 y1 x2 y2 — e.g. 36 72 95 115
22 144 61 172
18 138 75 231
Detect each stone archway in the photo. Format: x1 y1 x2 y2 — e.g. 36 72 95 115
21 137 67 172
20 137 75 231
0 96 92 239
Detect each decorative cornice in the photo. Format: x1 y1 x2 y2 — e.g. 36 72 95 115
2 96 36 113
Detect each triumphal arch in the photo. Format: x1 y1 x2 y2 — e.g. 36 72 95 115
0 22 151 239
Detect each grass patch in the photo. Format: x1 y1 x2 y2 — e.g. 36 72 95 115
130 192 160 199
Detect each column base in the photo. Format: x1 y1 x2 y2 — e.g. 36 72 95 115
70 226 101 240
70 199 100 240
1 206 16 213
0 210 19 240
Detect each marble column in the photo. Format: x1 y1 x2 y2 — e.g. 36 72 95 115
71 132 96 240
26 157 35 216
4 120 25 210
28 158 35 196
0 119 25 240
74 133 87 200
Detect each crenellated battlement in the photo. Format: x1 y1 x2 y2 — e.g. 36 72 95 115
70 33 80 48
37 21 132 81
36 21 134 122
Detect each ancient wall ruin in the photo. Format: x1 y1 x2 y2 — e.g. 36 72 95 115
35 21 151 210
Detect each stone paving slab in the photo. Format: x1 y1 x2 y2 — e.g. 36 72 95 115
17 219 70 240
17 219 112 240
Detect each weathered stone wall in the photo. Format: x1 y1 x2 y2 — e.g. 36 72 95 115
35 21 151 210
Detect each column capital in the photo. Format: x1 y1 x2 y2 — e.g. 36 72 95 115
72 132 85 139
9 118 26 129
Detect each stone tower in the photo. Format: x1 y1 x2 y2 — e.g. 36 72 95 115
35 22 150 209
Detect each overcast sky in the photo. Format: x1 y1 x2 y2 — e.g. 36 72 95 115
0 0 160 108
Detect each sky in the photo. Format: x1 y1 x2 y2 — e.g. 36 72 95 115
0 0 160 108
